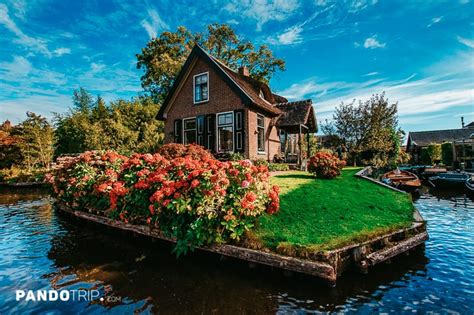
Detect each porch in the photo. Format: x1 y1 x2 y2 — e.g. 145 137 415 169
273 99 318 166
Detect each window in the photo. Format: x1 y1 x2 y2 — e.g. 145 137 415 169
257 114 265 152
183 118 196 144
194 72 209 103
217 112 233 152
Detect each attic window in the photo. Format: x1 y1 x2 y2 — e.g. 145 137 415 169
194 72 209 103
259 89 265 100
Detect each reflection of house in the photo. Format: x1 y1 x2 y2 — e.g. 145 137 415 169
157 45 317 162
407 121 474 165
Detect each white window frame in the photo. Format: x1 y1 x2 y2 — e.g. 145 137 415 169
217 111 234 153
182 117 197 145
257 114 265 154
193 72 209 104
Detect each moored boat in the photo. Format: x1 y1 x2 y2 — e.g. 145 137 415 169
465 177 474 194
382 169 422 192
429 172 470 188
422 167 447 179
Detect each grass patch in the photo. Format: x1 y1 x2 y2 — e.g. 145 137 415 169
250 168 415 253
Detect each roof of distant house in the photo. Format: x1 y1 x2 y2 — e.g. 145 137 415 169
408 123 474 147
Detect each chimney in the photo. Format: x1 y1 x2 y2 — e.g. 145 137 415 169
238 66 249 77
462 116 465 128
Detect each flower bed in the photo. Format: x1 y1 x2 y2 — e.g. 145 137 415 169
48 146 279 255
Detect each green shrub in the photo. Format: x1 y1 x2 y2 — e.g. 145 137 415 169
420 148 431 165
253 159 269 167
441 142 453 166
228 152 245 161
268 163 289 172
307 152 346 179
427 143 442 164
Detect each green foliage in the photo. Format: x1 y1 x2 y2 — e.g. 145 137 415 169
441 142 454 166
55 89 164 155
252 169 414 254
268 163 289 172
0 167 47 183
13 112 54 170
228 152 245 161
325 93 402 167
136 23 285 101
420 148 431 165
253 159 269 167
427 143 442 164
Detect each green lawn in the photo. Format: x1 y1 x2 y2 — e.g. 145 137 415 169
251 168 415 254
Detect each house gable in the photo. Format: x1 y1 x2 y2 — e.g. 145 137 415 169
157 45 280 120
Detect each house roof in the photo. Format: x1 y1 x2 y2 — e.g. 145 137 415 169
156 45 317 131
274 99 318 133
408 128 474 147
156 45 281 120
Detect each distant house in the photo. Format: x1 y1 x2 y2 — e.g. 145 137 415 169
156 45 317 162
407 122 474 164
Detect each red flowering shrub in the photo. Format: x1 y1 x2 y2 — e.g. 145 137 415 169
49 151 279 256
307 152 346 179
157 143 214 161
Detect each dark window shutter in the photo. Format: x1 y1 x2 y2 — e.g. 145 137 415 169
174 119 182 144
234 110 244 153
206 114 216 152
196 115 205 146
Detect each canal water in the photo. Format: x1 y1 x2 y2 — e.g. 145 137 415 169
0 186 473 314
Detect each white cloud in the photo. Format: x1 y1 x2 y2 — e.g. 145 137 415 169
0 4 51 57
457 36 474 48
427 16 442 28
53 47 71 57
0 55 32 78
363 72 379 76
140 9 169 39
224 0 299 31
363 35 386 49
275 26 303 45
276 53 474 129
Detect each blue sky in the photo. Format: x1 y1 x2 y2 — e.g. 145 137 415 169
0 0 473 134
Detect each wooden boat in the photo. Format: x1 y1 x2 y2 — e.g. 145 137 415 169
422 167 447 178
382 169 422 192
429 172 470 188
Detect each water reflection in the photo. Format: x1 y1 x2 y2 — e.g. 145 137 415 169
0 186 473 313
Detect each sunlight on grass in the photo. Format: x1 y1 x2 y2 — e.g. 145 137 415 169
252 168 415 252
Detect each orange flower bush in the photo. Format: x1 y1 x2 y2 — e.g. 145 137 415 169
307 152 346 179
49 145 279 255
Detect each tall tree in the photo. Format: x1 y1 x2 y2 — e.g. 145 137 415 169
136 23 285 102
324 93 402 166
54 89 164 155
13 112 54 169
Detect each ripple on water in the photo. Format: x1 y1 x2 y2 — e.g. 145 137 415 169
0 187 473 313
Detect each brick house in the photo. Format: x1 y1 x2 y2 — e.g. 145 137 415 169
157 45 317 163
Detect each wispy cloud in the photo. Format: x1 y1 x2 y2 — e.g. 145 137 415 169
457 35 474 48
140 9 169 39
362 35 386 49
276 53 474 129
0 3 51 57
224 0 299 31
363 72 379 76
273 26 303 45
53 47 71 57
427 16 443 28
